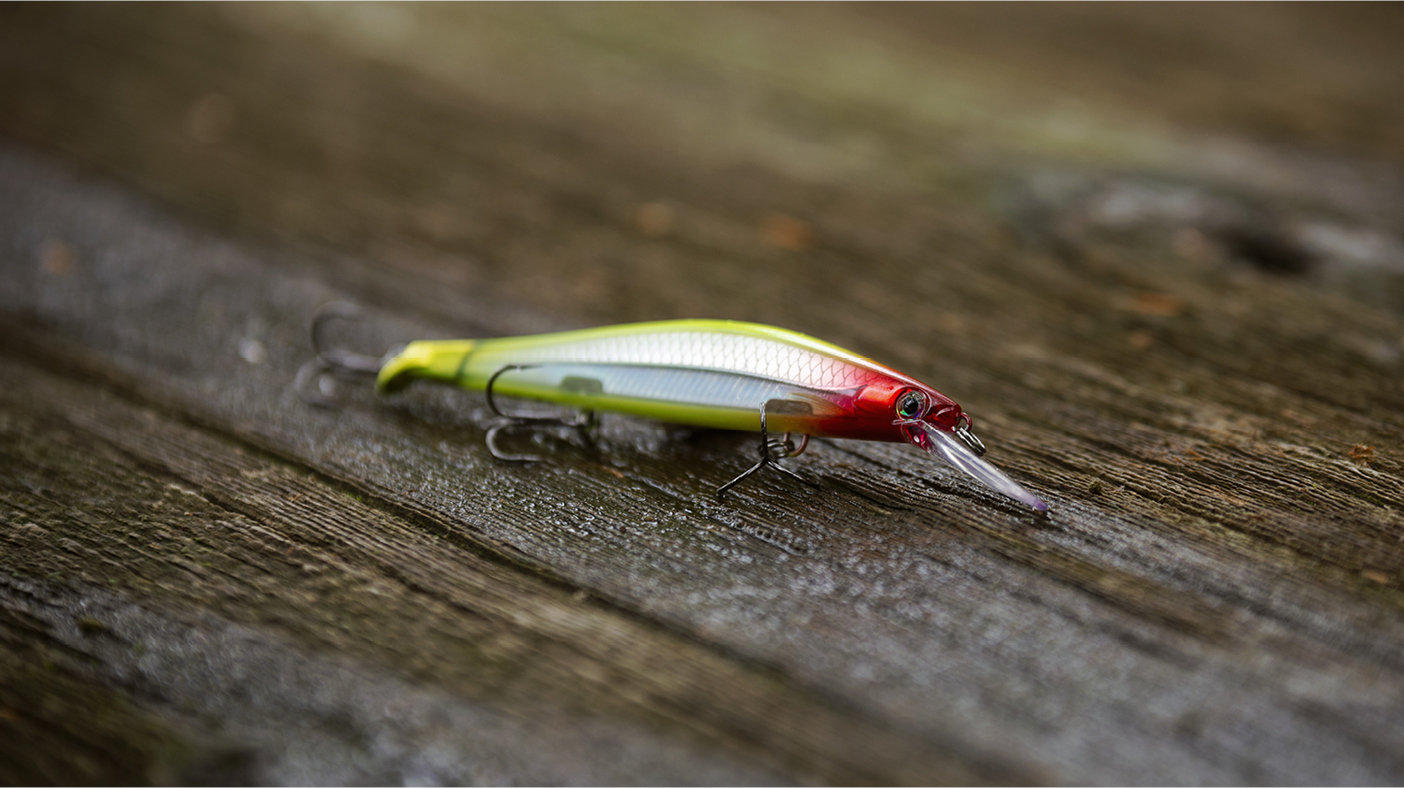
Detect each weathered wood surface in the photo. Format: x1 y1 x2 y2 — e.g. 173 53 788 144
2 4 1403 785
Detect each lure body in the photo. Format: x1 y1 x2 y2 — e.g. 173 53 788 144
376 319 1047 511
380 320 954 441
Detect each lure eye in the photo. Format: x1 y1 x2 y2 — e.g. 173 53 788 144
895 389 928 421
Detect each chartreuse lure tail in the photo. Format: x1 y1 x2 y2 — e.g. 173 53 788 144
305 310 1047 511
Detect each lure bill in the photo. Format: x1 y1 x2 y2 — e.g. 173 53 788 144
354 317 1048 511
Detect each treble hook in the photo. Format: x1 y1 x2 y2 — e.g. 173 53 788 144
715 401 812 498
295 302 392 407
483 364 597 462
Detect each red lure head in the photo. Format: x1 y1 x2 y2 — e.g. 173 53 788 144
798 364 1047 511
819 375 964 443
833 373 1048 511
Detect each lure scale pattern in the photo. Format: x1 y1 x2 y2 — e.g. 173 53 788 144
476 330 882 391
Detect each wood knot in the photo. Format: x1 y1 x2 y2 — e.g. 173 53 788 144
1349 444 1375 467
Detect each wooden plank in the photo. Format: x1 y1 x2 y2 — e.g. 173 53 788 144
0 345 978 786
2 4 1403 784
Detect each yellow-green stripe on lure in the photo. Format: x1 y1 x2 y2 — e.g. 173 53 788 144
299 304 1047 511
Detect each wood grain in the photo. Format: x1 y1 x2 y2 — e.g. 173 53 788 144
1 5 1402 784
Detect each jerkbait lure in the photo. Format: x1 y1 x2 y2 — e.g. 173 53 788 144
299 306 1047 511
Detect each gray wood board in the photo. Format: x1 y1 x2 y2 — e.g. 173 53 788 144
2 5 1404 785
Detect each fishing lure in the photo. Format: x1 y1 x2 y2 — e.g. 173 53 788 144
299 305 1047 511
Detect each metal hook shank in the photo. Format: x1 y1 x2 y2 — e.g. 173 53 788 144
483 364 597 462
716 401 812 498
296 302 393 406
311 302 385 375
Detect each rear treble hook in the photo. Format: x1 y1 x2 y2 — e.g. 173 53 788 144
295 302 393 407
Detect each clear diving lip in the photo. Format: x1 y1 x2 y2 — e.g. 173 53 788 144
903 421 1049 512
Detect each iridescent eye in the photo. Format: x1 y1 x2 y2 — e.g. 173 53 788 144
895 390 928 420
